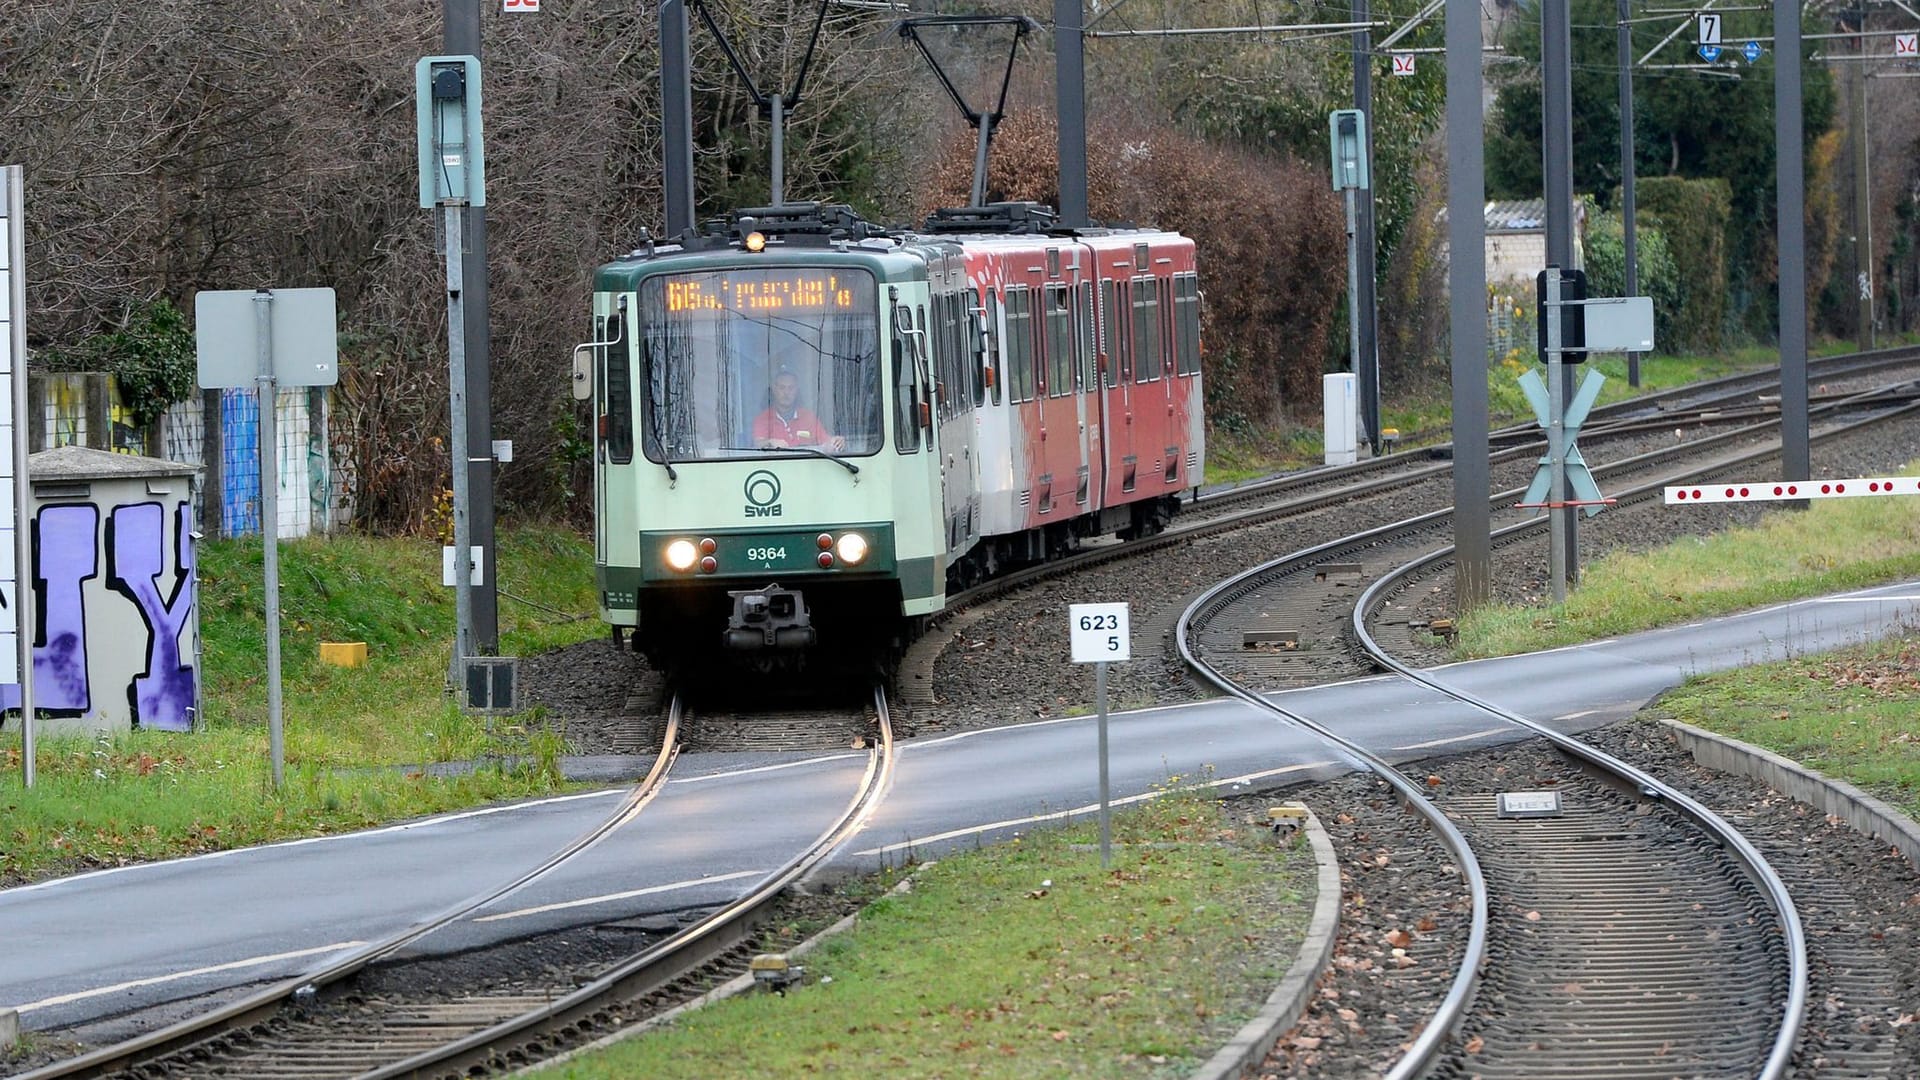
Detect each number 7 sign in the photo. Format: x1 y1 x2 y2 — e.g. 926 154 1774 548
1697 12 1722 46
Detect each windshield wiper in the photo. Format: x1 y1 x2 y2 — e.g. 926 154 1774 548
724 445 860 477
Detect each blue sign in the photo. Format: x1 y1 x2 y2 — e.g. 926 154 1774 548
1743 41 1763 63
1698 44 1722 62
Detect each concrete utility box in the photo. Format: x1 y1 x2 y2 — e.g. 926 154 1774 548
1323 372 1358 466
0 446 200 735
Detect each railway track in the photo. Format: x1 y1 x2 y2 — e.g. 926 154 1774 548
1162 377 1920 1074
898 353 1920 712
18 687 893 1079
1176 490 1820 1075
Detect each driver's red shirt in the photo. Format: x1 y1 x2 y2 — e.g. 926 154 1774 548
752 407 831 446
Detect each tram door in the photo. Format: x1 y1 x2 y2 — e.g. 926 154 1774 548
1099 275 1137 504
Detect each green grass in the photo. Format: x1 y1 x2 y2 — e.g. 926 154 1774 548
0 524 605 884
1651 634 1920 820
1456 461 1920 659
525 782 1313 1079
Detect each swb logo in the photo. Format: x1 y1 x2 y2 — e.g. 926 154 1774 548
744 470 783 517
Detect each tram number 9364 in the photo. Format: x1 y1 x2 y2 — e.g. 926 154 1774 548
747 546 788 562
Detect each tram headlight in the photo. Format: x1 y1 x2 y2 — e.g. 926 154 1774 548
665 539 699 572
835 532 869 566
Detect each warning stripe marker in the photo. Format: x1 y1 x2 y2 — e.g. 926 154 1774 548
1665 476 1920 505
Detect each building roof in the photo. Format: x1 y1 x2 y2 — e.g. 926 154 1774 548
28 444 197 480
1485 198 1547 233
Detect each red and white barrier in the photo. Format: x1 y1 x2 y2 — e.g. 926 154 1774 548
1666 476 1920 504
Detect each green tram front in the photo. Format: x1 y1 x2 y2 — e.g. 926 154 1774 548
583 244 946 671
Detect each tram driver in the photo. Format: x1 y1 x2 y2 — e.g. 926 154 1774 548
754 368 846 451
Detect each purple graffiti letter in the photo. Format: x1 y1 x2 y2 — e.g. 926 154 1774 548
105 502 197 732
0 505 100 715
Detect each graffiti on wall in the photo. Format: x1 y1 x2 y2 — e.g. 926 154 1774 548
0 500 197 732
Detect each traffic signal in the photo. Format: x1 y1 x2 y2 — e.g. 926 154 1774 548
1535 267 1587 362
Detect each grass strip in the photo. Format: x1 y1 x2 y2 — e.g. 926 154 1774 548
1648 635 1920 820
526 784 1313 1079
1456 461 1920 659
0 525 604 885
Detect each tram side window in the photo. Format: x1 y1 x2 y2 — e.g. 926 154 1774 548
604 310 633 464
1132 279 1162 383
1099 281 1118 388
969 299 988 408
1175 274 1201 376
1075 283 1095 392
893 315 919 453
987 292 1004 406
1007 287 1034 403
1045 285 1071 398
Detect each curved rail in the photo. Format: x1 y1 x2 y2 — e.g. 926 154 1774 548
1348 509 1820 1076
356 683 896 1078
15 706 683 1080
1168 386 1920 1076
1176 580 1490 1080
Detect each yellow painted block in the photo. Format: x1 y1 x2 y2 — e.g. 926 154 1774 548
319 642 368 668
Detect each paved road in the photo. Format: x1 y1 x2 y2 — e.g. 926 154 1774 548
5 581 1915 1034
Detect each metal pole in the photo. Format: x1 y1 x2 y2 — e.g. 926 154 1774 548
1054 0 1089 228
1619 0 1642 387
1545 270 1568 604
770 93 785 207
1447 0 1491 609
1353 0 1381 452
971 111 992 208
1542 0 1579 589
1096 660 1111 869
1852 24 1873 349
3 166 34 788
1776 0 1810 487
445 0 497 655
1345 187 1363 411
445 206 475 687
662 0 696 236
253 290 284 790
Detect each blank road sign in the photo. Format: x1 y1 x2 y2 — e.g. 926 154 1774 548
195 288 339 389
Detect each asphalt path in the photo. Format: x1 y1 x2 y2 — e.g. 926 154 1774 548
4 580 1916 1035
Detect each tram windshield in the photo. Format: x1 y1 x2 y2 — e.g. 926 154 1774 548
638 266 883 461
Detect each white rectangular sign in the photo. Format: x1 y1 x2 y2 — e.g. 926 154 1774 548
1390 53 1416 77
503 0 540 10
1069 602 1130 663
1895 32 1917 58
443 545 485 586
1697 12 1722 46
194 288 339 389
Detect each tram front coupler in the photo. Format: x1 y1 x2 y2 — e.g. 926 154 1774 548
724 583 817 650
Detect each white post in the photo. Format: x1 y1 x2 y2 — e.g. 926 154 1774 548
1545 270 1567 604
3 166 33 788
1096 661 1111 869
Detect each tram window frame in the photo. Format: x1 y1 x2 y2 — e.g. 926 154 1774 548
1075 283 1095 393
1131 278 1162 384
1175 273 1201 377
604 308 633 464
1045 284 1071 399
987 291 1004 406
1098 280 1118 388
893 307 920 454
1007 286 1034 403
